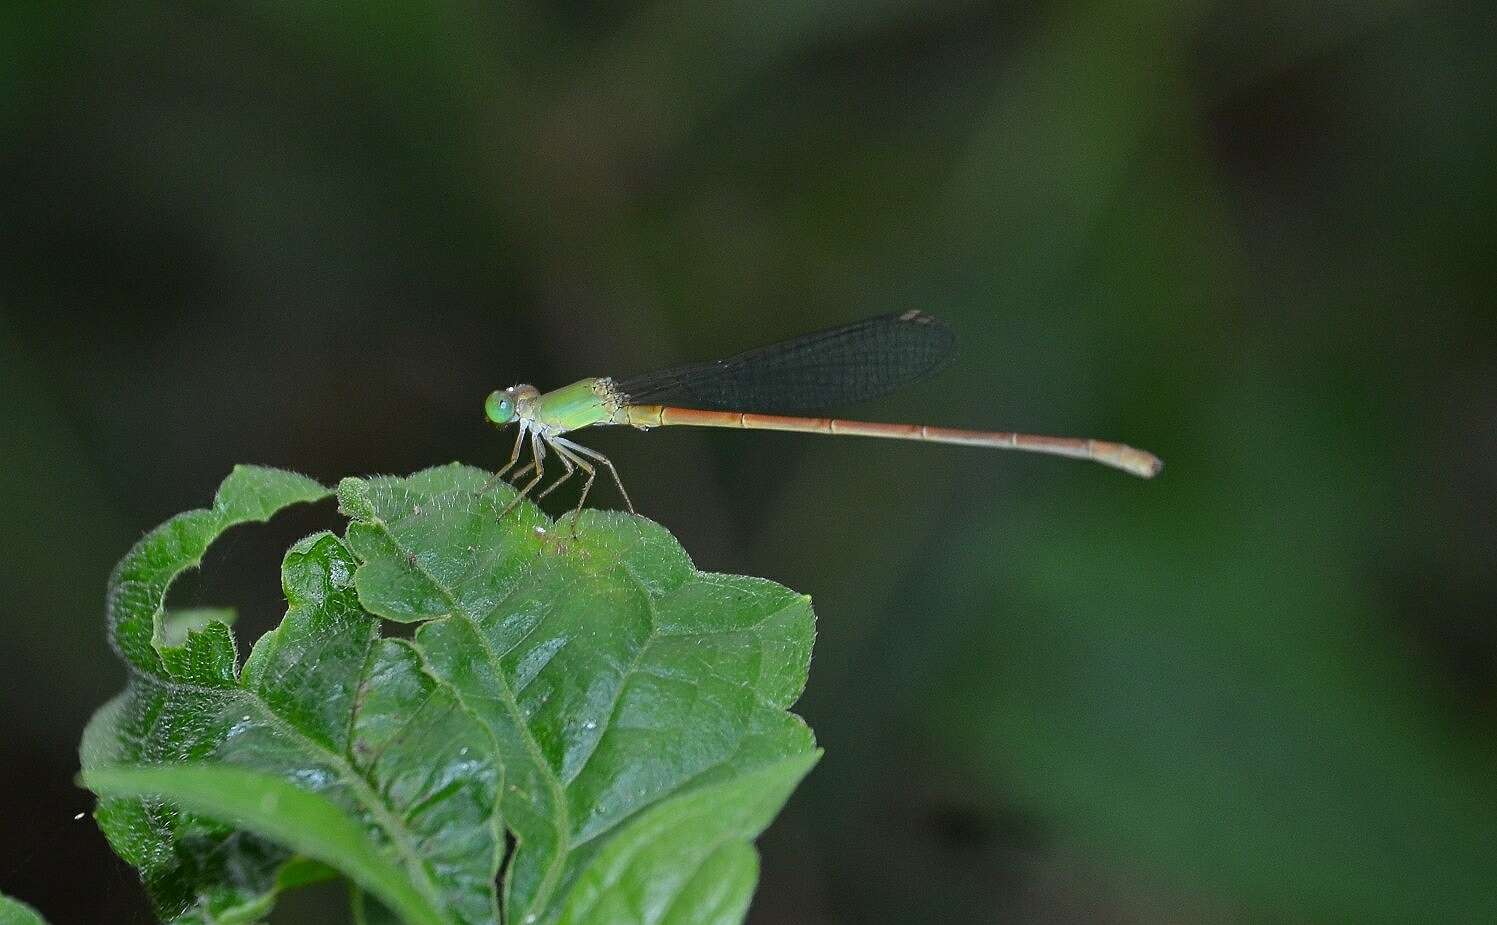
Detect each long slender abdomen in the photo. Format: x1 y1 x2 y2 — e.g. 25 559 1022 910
622 404 1162 478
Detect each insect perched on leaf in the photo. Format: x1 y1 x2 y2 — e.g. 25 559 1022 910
482 311 1161 528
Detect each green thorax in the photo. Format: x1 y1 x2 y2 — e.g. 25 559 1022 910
529 378 621 433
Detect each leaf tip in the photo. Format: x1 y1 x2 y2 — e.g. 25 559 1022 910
336 477 376 521
215 465 328 518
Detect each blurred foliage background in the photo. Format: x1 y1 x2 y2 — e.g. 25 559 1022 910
3 1 1495 922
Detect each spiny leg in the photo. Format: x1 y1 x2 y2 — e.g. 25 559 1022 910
507 426 554 488
536 443 577 501
495 423 528 478
481 423 528 494
553 436 634 514
507 437 550 485
546 438 596 535
506 455 539 486
498 430 547 520
504 425 543 487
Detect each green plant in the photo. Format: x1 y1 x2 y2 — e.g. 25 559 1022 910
77 464 818 924
0 892 47 925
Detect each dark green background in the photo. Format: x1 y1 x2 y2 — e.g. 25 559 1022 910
3 1 1494 921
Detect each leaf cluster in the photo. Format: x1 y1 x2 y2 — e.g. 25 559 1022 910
77 465 818 924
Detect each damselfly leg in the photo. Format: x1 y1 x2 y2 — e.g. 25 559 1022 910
498 429 547 520
481 423 529 494
536 442 577 502
543 438 596 536
551 436 634 514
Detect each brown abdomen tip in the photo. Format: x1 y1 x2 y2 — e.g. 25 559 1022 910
1129 447 1164 478
1100 442 1163 478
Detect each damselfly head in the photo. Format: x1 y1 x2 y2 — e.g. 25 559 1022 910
484 385 539 426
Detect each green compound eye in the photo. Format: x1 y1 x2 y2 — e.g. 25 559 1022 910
484 390 515 424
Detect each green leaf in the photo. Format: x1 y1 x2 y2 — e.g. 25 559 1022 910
0 893 48 925
106 464 327 678
82 765 447 925
83 463 817 923
161 607 238 647
81 469 503 924
339 464 818 925
557 752 820 925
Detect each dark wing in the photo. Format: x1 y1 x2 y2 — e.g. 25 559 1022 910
615 311 955 415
